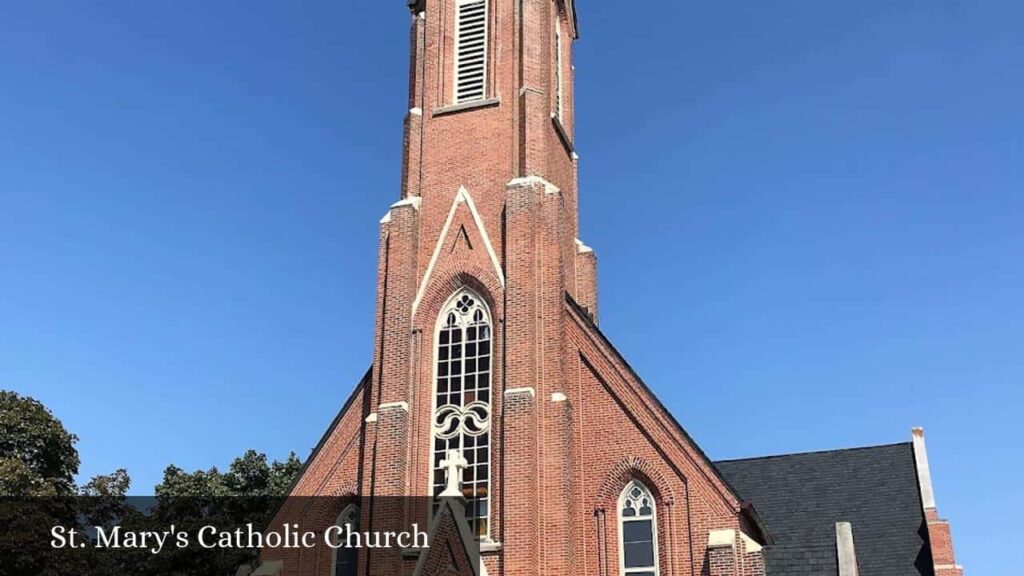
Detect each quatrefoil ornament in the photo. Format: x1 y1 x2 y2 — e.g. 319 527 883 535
434 401 491 439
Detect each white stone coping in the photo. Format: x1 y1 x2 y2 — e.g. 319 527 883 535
504 387 536 398
707 529 735 549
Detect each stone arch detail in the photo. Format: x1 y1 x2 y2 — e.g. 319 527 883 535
413 265 504 331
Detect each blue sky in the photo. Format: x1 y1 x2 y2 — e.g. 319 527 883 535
1 1 1020 573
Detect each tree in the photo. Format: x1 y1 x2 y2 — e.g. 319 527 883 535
156 450 302 498
0 391 80 496
79 468 131 498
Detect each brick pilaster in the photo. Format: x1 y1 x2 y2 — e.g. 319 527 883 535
502 389 540 576
705 530 738 576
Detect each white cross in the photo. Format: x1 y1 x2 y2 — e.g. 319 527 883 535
439 449 469 498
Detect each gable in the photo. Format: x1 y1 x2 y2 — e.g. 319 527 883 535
412 499 486 576
564 294 742 514
412 187 505 317
285 368 371 498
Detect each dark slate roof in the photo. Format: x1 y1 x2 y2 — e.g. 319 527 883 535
764 544 837 576
715 443 934 576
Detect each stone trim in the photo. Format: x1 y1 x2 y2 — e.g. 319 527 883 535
412 187 506 316
551 114 575 156
836 522 860 576
432 98 501 118
708 529 736 550
507 176 560 195
912 427 937 510
504 387 536 398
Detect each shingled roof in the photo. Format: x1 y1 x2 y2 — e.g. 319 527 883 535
715 443 934 576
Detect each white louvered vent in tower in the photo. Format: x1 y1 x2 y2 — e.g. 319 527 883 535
455 0 488 104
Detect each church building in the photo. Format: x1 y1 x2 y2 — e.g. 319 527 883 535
260 1 963 575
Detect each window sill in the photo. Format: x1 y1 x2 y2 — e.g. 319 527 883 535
480 539 503 554
551 114 575 157
433 98 501 118
401 539 503 558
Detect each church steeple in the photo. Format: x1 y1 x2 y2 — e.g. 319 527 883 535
357 1 596 571
398 0 584 247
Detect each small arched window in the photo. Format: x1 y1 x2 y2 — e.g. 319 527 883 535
331 505 360 576
619 481 660 576
432 289 493 538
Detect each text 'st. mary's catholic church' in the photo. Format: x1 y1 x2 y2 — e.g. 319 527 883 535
261 1 963 575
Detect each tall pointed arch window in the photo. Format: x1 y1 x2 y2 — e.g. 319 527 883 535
432 289 492 537
619 481 660 576
331 505 360 576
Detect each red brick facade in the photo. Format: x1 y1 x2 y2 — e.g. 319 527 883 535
260 2 960 576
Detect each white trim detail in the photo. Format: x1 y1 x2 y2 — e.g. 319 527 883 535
412 187 505 316
504 387 536 398
707 529 736 549
430 288 494 538
740 532 762 553
835 522 860 576
551 392 568 402
507 176 560 195
480 539 503 553
365 413 379 423
411 498 489 576
575 238 594 254
619 481 661 576
410 107 423 116
380 197 422 224
391 197 423 210
912 427 938 510
379 401 410 412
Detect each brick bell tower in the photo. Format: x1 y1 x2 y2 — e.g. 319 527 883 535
362 0 593 573
270 2 764 576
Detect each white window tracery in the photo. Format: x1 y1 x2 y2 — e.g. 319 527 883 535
432 289 492 538
619 481 660 576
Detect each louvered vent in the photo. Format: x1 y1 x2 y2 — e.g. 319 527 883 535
455 0 488 103
555 23 564 120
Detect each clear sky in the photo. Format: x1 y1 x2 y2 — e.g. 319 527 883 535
1 1 1020 573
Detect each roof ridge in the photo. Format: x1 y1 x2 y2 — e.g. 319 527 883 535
714 441 912 464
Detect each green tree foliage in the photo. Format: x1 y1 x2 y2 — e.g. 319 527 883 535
0 392 305 575
79 469 131 498
155 450 302 498
0 391 80 496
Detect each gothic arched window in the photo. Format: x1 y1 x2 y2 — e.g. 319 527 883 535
331 505 359 576
619 481 660 576
432 289 493 538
